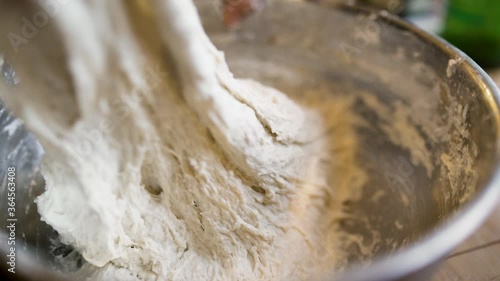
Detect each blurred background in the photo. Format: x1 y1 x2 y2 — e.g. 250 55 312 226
233 0 500 67
362 0 500 68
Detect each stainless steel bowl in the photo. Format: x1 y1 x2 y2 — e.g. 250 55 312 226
1 1 499 280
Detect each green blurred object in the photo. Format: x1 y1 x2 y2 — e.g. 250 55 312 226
441 0 500 67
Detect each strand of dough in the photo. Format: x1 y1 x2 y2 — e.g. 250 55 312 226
0 1 331 280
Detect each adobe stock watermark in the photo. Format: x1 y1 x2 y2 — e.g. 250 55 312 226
6 167 16 274
7 0 70 53
339 0 404 63
44 64 168 182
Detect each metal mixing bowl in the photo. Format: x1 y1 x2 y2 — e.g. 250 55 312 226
1 1 499 280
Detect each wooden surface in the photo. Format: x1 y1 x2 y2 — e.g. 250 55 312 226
433 205 500 280
432 70 500 281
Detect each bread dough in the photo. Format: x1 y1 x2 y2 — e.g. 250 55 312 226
0 0 350 280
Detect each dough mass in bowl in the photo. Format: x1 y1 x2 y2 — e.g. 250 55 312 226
0 0 367 280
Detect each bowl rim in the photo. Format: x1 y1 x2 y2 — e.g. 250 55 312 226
327 4 500 281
